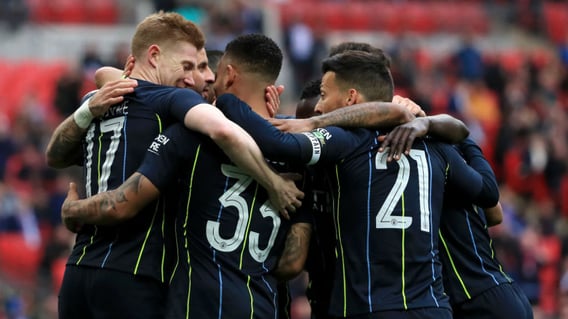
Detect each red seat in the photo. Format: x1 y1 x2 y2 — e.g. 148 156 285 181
86 0 119 24
51 257 67 292
347 4 371 31
50 0 87 24
403 3 435 34
0 233 42 286
543 3 568 44
322 4 348 31
26 0 53 24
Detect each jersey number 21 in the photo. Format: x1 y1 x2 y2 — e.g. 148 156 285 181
375 149 431 233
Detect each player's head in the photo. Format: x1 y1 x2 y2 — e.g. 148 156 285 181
328 41 385 57
295 79 321 119
206 49 224 75
193 48 215 101
315 50 394 114
130 11 205 88
214 34 283 97
203 49 224 103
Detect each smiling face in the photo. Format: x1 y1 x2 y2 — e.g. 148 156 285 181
315 71 351 114
193 48 215 100
155 41 198 88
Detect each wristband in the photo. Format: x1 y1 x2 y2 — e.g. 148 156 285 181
73 98 94 129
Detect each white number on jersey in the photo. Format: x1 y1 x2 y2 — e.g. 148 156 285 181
375 149 431 232
84 116 125 197
206 164 281 262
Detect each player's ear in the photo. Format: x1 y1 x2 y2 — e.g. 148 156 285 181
346 88 357 106
147 44 160 68
225 64 237 88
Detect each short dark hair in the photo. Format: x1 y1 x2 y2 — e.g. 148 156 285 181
299 79 321 100
223 34 282 83
206 49 224 73
329 42 388 66
322 50 394 102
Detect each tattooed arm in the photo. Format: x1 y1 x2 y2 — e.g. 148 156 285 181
61 173 159 231
46 115 87 168
272 222 312 281
269 101 414 133
46 79 137 168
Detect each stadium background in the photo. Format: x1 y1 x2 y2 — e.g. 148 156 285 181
0 0 567 318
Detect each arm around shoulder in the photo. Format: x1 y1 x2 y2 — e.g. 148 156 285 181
425 114 469 143
61 173 160 229
484 202 503 227
272 222 311 282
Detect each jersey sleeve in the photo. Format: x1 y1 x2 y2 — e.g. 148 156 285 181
444 142 499 208
81 90 98 103
456 138 499 207
215 93 367 165
166 89 208 123
137 124 194 191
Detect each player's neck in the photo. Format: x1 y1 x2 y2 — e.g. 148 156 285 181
129 67 155 83
236 87 270 119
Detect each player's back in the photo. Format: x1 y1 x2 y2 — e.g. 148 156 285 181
328 136 456 317
439 200 513 305
68 80 205 282
151 124 303 319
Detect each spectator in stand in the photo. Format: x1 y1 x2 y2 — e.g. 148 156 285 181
284 16 318 96
452 30 484 82
0 114 15 180
53 65 83 118
0 0 28 31
559 271 568 319
107 42 130 69
80 43 105 78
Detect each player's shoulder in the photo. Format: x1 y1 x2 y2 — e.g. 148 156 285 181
81 89 98 103
136 80 202 100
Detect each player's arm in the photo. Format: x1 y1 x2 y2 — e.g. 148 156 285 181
484 202 503 227
379 114 470 161
94 56 134 88
94 66 124 88
273 222 312 282
446 140 499 208
269 101 414 133
61 173 159 232
457 137 499 207
183 103 304 217
215 94 355 165
45 79 137 168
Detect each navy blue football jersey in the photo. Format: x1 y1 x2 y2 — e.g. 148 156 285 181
439 203 513 303
438 139 512 306
67 80 206 282
216 94 499 317
138 123 309 319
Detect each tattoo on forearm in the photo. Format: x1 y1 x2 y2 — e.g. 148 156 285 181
82 174 144 223
317 104 392 128
279 224 311 267
48 119 84 163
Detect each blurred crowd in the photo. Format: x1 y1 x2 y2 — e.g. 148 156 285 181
0 0 568 318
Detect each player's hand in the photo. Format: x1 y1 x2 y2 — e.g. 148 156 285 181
61 182 84 233
122 55 135 78
89 78 138 118
265 85 284 118
392 95 426 117
378 118 429 161
268 118 314 133
267 173 304 220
